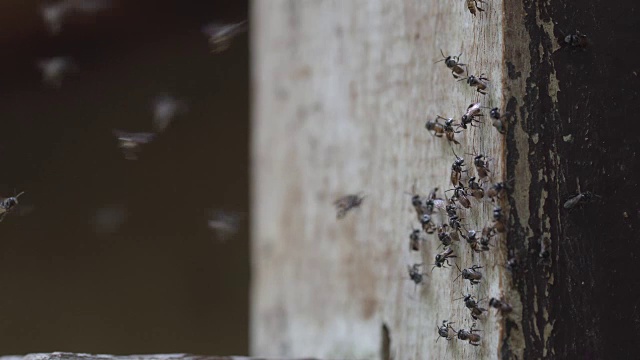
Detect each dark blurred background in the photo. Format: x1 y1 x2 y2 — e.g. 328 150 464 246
0 0 249 355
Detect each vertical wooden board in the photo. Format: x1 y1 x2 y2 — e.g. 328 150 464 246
251 0 518 359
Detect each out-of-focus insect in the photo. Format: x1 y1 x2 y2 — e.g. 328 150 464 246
406 183 428 221
420 213 437 234
562 30 589 49
493 206 506 233
36 56 78 88
459 102 484 130
563 191 599 209
456 293 487 320
447 184 471 209
433 246 457 270
480 225 495 251
435 50 466 78
40 0 112 35
408 263 427 286
424 187 445 215
91 204 128 235
506 256 519 273
466 0 487 16
152 94 189 133
539 237 551 262
112 130 156 160
208 209 244 242
334 193 365 219
487 179 513 201
459 73 489 95
463 229 486 253
457 323 482 346
455 264 483 285
202 20 248 54
437 320 457 342
467 177 484 200
450 153 467 186
489 297 513 314
0 191 25 222
409 228 426 251
490 107 509 134
426 116 461 145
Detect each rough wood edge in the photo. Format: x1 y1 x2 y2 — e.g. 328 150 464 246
0 353 318 360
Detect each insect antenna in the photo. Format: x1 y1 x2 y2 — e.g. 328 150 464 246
434 49 446 64
453 263 463 282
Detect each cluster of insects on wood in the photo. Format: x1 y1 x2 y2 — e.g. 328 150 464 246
418 2 517 347
330 3 595 352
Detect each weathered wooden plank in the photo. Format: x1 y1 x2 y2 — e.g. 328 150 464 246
0 353 317 360
503 0 640 358
251 0 517 359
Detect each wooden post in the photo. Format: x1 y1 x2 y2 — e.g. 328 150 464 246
251 1 517 358
0 353 318 360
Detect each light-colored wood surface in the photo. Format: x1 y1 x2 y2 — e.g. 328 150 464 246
251 0 520 359
0 353 317 360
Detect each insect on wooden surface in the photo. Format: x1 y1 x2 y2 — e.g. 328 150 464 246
465 0 487 16
333 192 365 219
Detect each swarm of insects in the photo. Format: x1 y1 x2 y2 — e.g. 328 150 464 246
456 294 487 320
334 193 365 219
457 323 482 346
459 73 489 94
490 107 508 134
459 102 484 130
202 20 248 54
489 297 513 314
426 115 461 145
0 192 25 222
112 130 156 160
435 50 466 78
437 320 457 342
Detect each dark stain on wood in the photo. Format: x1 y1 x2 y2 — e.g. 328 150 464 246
505 0 640 358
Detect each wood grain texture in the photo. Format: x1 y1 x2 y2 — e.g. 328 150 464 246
251 1 521 359
0 353 317 360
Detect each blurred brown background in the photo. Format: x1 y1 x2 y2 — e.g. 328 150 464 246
0 0 249 355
